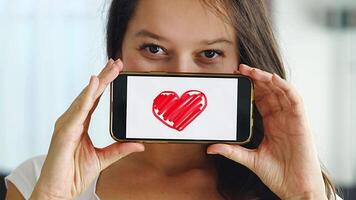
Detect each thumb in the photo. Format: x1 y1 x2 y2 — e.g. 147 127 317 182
207 144 257 171
96 142 145 170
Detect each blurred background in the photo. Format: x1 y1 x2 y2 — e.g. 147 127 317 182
0 0 355 199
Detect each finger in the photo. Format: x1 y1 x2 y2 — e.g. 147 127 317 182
272 73 302 107
94 58 123 99
240 64 292 115
96 142 145 170
79 58 123 129
63 76 100 130
81 58 121 128
207 144 257 172
239 64 282 115
82 98 100 132
271 74 292 110
254 80 291 116
238 64 252 75
238 65 280 114
233 69 241 74
239 64 273 82
61 59 121 131
239 64 274 101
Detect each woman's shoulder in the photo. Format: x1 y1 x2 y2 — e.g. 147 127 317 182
4 155 47 199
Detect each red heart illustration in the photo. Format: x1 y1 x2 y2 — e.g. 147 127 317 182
152 90 207 131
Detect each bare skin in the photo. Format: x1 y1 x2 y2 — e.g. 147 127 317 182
6 0 327 199
96 144 223 200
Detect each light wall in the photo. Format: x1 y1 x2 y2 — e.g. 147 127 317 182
274 0 356 185
0 1 113 171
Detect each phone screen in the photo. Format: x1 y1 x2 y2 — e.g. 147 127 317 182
125 76 239 141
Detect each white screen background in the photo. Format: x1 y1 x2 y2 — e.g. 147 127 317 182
126 76 238 140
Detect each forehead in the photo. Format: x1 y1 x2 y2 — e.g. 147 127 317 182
127 0 236 44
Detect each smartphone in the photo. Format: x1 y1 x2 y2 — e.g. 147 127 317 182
110 72 253 144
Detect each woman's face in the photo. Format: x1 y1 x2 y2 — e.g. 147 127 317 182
121 0 239 73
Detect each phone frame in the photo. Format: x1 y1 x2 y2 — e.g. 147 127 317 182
110 71 254 144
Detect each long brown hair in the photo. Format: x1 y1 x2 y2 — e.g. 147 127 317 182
106 0 337 199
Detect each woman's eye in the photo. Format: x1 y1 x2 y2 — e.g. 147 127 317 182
141 44 166 55
199 50 222 59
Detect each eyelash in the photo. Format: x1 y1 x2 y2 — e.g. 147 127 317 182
139 43 224 60
139 43 167 56
199 49 224 59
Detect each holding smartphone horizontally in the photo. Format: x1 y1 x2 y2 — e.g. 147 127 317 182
5 0 338 199
110 72 254 144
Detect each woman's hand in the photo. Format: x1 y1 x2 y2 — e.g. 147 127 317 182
207 64 327 200
30 59 145 200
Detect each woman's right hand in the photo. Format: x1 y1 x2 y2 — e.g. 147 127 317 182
30 59 145 200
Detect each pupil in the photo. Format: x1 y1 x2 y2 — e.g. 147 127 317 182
149 46 160 53
205 50 215 58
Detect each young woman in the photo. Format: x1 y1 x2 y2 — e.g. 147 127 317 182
6 0 340 199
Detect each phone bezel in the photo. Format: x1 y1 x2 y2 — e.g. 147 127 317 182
110 71 253 144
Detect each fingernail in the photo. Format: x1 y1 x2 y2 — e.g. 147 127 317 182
104 59 115 71
112 63 121 72
241 64 251 69
114 58 122 65
113 61 123 71
238 64 248 72
207 151 217 155
207 148 218 154
137 145 145 152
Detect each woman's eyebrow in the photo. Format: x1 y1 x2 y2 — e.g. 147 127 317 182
134 30 170 42
134 29 233 46
200 38 233 46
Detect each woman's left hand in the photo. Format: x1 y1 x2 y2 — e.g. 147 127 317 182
207 64 327 200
